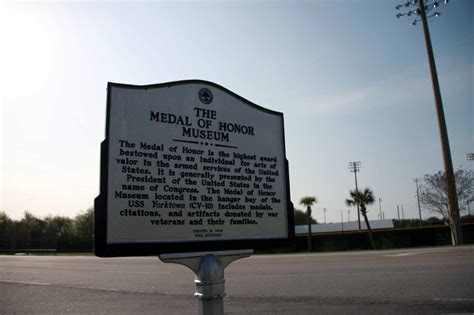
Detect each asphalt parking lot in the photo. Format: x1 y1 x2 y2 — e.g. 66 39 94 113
1 246 473 314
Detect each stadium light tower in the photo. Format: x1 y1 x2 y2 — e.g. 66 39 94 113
348 161 361 230
396 0 463 245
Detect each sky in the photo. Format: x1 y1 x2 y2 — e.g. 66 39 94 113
0 0 472 224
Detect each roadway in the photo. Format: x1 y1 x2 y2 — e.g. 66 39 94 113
1 246 473 314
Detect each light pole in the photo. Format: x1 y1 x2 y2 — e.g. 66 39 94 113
378 198 383 221
348 161 361 230
341 211 344 232
414 178 423 226
323 208 327 224
307 205 312 252
396 0 463 245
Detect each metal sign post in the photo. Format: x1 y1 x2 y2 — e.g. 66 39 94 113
159 250 253 315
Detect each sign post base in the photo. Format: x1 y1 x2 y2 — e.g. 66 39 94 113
159 250 253 315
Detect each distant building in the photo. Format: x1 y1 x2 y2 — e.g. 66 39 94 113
295 220 394 235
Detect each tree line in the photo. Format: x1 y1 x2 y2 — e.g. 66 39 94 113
1 168 471 252
0 208 93 251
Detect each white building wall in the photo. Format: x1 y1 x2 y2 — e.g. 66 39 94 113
295 220 394 235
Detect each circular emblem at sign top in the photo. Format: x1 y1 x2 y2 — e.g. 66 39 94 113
198 88 213 105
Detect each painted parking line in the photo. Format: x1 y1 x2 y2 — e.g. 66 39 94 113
385 252 419 257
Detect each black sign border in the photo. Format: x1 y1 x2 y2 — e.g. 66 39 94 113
94 80 294 257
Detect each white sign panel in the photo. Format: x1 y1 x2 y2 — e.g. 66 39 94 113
95 80 293 256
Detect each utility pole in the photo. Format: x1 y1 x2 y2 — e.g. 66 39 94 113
324 208 327 224
348 210 350 222
468 154 473 216
341 211 344 232
348 161 361 230
401 205 405 220
378 198 383 221
414 178 423 226
396 0 463 245
397 205 400 221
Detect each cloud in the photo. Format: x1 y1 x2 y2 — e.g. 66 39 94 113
294 56 471 115
296 69 427 114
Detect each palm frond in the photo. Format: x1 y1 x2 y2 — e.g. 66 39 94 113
300 196 317 206
345 198 356 207
346 187 375 208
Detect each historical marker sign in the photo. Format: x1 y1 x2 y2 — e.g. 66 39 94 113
94 80 294 257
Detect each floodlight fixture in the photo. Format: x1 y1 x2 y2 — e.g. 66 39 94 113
395 0 448 25
348 161 361 173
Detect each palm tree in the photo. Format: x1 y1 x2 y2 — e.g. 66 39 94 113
300 196 317 252
346 188 376 249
